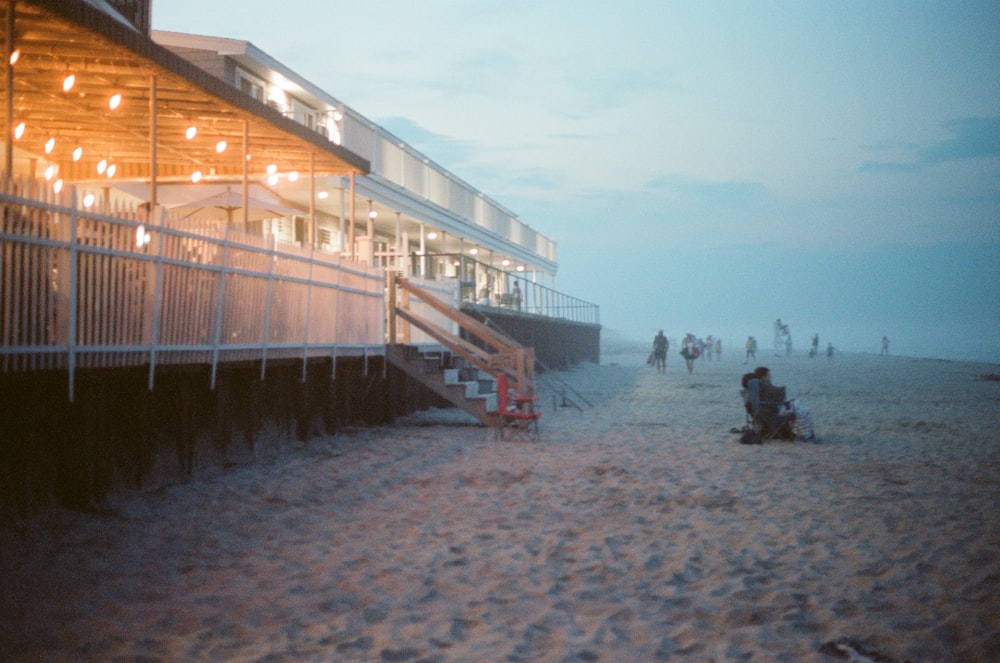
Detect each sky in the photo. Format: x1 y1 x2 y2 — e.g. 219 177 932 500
153 1 1000 363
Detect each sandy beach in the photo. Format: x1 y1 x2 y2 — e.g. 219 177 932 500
2 345 999 662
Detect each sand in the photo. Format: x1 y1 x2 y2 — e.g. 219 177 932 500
2 346 999 662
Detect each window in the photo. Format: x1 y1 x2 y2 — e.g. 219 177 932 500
235 69 265 102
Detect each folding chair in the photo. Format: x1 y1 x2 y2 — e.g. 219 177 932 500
493 371 541 440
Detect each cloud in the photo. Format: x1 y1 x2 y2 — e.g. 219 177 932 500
375 116 479 171
642 177 768 207
858 115 1000 174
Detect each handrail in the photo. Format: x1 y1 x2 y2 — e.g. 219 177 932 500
389 274 535 398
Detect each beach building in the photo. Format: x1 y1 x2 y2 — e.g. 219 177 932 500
0 0 599 511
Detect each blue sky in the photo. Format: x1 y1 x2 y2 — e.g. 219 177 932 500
154 1 1000 362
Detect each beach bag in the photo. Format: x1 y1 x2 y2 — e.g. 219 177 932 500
647 352 655 366
738 427 762 445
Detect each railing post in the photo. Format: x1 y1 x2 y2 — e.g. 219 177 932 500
147 205 166 391
301 246 314 384
67 186 79 402
387 271 397 345
260 233 277 381
209 223 231 390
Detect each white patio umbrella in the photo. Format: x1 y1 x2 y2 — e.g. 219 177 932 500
172 187 302 225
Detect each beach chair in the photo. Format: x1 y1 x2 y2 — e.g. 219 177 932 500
493 371 541 440
741 377 795 442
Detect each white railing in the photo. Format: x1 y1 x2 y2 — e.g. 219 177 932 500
0 177 385 399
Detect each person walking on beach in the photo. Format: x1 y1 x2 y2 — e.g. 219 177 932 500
881 336 890 355
745 336 757 363
714 338 722 361
827 342 835 360
810 333 819 358
652 329 668 374
681 333 699 374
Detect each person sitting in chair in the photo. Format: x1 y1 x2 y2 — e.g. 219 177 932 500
743 366 815 441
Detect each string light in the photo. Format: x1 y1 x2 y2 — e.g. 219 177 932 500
44 137 55 153
8 49 19 65
266 163 278 175
185 126 197 140
191 170 202 183
215 140 227 153
72 146 83 161
109 93 122 110
96 159 107 175
44 164 57 180
106 163 117 178
62 74 75 92
13 122 25 139
53 179 63 194
267 174 279 185
287 171 299 182
83 192 95 207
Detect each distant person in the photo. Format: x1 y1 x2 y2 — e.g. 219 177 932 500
512 281 522 310
681 333 699 374
715 338 722 361
652 329 668 374
881 336 890 355
810 333 819 358
827 342 834 360
705 335 714 361
745 336 757 363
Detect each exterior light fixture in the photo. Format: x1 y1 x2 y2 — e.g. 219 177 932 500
62 74 75 92
368 210 378 219
469 248 479 255
502 259 511 266
185 126 197 140
44 137 55 153
13 122 25 139
109 93 122 110
72 146 83 161
426 231 438 240
191 170 202 183
215 140 227 153
317 191 329 199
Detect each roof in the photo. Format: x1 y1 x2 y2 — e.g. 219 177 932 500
6 0 369 189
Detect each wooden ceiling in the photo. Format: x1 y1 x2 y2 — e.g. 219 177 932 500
3 0 369 186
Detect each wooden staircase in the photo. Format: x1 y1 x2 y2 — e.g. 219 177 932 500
385 274 537 429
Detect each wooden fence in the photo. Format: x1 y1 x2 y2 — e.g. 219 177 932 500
0 177 385 399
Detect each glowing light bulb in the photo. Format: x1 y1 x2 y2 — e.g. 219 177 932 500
267 174 279 185
83 193 95 207
517 265 525 272
62 74 75 92
106 163 117 178
185 126 197 140
44 137 55 153
109 93 122 110
9 49 19 65
369 210 378 219
317 191 329 199
13 122 25 139
191 170 202 183
469 248 478 255
53 179 63 193
215 140 227 153
72 146 83 161
266 163 277 175
96 159 107 175
287 171 299 182
426 231 438 240
44 164 56 180
502 259 511 266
